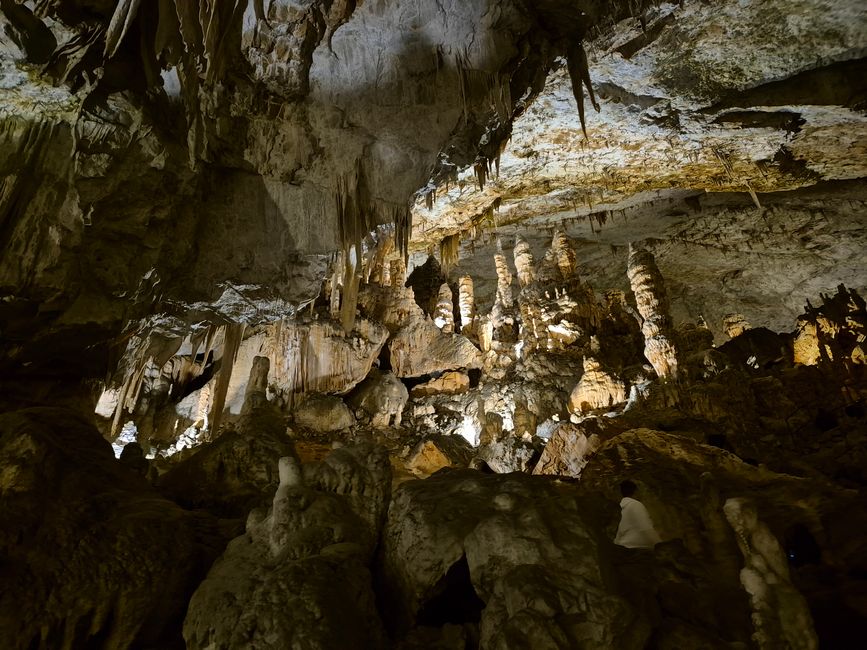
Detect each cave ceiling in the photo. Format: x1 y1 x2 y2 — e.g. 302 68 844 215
0 0 866 379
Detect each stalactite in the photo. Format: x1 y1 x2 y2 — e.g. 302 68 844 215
439 233 461 274
566 42 601 138
458 275 476 336
104 0 142 58
329 253 342 320
208 322 245 435
433 283 455 334
627 244 679 379
513 235 535 287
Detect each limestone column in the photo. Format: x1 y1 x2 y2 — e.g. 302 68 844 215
458 275 476 336
513 235 535 287
494 239 514 308
552 229 577 278
433 283 455 334
627 244 679 379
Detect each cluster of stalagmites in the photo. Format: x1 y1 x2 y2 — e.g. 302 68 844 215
25 228 862 649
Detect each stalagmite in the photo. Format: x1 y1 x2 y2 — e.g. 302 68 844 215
494 239 514 308
627 245 679 379
390 258 406 288
241 355 270 414
552 229 578 279
513 235 535 287
458 275 477 336
433 283 455 334
724 498 819 650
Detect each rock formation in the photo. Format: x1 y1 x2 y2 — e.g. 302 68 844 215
458 275 478 337
627 245 680 379
724 498 819 650
568 356 628 414
347 369 409 428
433 283 455 334
184 444 390 649
1 0 866 648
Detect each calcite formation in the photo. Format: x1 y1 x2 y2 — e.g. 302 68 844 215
433 283 455 334
1 0 867 648
458 275 478 337
627 245 680 379
724 498 819 650
184 445 390 649
568 356 628 414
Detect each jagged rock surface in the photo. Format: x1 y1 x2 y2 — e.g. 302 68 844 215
0 408 234 650
184 443 391 650
380 470 649 649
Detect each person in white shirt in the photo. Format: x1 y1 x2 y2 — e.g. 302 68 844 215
614 480 662 549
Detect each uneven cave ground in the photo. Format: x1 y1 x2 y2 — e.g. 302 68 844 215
2 0 867 649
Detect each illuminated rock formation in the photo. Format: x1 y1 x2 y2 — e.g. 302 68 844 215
184 444 390 649
513 235 535 287
348 369 408 428
627 245 680 379
458 275 477 337
433 283 455 334
568 356 628 414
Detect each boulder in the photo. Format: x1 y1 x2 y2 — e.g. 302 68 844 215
348 369 409 428
405 435 475 478
293 394 354 432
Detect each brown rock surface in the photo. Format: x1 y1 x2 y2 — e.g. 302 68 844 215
0 408 234 649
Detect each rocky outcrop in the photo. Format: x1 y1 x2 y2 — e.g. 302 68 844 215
389 319 483 378
793 284 867 367
379 470 649 648
0 408 233 649
533 419 605 477
410 371 471 398
184 444 391 650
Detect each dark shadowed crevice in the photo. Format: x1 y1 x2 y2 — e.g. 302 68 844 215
416 555 485 627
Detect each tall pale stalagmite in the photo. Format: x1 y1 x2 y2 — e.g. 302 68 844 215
433 283 455 334
513 235 535 287
458 275 476 336
241 356 270 414
552 229 577 279
494 239 514 308
627 244 679 379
